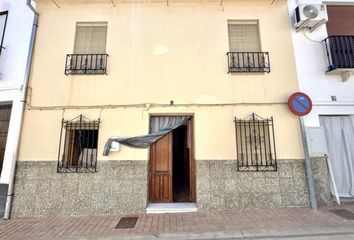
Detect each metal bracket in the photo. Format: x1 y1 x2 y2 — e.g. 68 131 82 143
295 19 310 32
309 19 327 33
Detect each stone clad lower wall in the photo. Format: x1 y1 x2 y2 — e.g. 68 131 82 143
11 158 332 218
11 160 148 218
196 159 333 210
311 157 333 206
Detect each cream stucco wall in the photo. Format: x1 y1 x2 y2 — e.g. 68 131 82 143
19 0 304 161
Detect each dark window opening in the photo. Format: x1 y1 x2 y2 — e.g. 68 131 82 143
58 115 100 173
172 125 191 202
235 113 277 172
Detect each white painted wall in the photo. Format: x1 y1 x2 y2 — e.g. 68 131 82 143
288 0 354 127
0 0 34 184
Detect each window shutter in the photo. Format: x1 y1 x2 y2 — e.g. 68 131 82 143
74 22 107 54
228 20 261 52
228 24 245 52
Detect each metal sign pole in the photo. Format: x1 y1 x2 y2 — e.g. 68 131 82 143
299 116 317 209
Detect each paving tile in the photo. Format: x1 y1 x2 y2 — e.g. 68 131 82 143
1 205 354 239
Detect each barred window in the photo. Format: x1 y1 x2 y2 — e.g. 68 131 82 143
0 11 8 56
58 115 100 173
234 113 277 172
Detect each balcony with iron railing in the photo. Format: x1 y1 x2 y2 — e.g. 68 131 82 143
65 54 108 75
322 35 354 78
227 52 270 73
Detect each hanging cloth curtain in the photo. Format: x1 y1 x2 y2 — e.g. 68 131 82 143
320 116 354 197
342 116 354 196
103 116 190 156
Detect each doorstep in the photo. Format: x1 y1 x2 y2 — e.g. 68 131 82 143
340 197 354 205
146 203 197 214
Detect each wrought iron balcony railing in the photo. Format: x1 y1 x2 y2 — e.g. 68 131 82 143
65 54 108 75
323 35 354 72
227 52 270 73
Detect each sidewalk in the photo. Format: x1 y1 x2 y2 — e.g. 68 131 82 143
0 204 353 240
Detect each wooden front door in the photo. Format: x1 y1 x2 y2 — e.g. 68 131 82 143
149 132 173 203
187 119 196 202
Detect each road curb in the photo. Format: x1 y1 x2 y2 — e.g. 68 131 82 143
45 224 354 240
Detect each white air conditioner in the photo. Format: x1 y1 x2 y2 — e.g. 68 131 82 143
293 4 328 32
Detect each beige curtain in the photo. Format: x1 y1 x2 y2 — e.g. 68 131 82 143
74 22 107 54
228 20 261 52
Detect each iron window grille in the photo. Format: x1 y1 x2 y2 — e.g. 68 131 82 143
0 11 9 56
322 35 354 72
57 114 100 173
65 54 108 75
234 113 277 172
227 52 270 73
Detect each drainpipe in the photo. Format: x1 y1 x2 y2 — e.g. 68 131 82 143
299 117 317 209
3 0 38 219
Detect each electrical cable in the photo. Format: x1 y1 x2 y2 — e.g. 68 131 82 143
302 30 322 43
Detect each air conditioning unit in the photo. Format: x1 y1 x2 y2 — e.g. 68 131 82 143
293 4 328 32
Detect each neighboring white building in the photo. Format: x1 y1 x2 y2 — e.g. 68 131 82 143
288 0 354 202
0 0 36 218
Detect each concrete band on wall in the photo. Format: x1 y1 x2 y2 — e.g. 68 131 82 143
11 158 332 218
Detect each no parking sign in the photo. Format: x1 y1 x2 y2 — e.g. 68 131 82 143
288 92 312 116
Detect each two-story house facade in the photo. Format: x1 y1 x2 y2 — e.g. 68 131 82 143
288 0 354 204
0 0 37 218
11 0 332 217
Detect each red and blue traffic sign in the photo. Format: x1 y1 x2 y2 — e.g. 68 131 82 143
288 92 312 116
